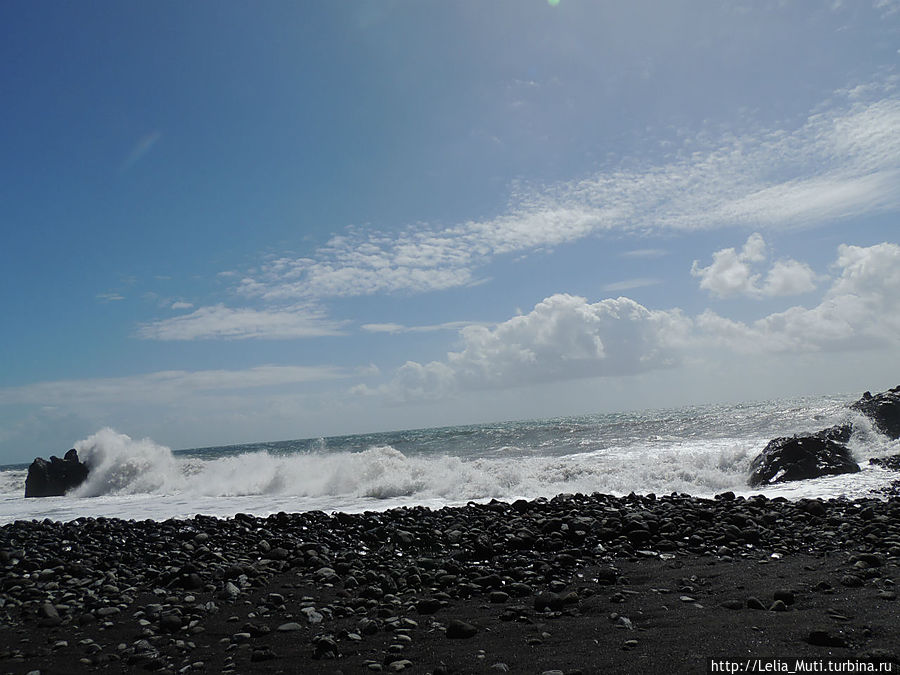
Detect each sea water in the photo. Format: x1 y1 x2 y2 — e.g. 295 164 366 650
1 393 898 525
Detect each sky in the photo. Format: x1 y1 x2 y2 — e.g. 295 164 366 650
1 1 899 462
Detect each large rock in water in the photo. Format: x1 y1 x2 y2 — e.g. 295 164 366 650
748 425 858 487
850 386 900 439
24 449 89 497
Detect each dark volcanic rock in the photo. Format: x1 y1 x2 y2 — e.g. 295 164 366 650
851 386 900 439
446 619 478 639
869 455 900 471
24 448 89 497
748 425 858 487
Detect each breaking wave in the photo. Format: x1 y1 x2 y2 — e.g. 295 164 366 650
66 428 759 503
2 395 896 524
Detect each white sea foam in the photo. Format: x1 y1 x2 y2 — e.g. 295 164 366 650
1 395 896 524
72 428 183 496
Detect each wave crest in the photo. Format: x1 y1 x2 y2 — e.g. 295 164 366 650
73 428 182 497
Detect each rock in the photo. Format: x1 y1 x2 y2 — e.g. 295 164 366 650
312 634 339 659
220 582 240 600
806 630 849 648
416 598 443 614
746 597 766 610
869 455 900 471
720 600 744 610
489 591 509 603
840 574 864 588
300 606 323 624
24 449 89 497
851 386 900 439
748 426 858 486
251 648 277 662
855 648 899 664
159 614 182 632
277 622 302 632
445 619 478 639
38 603 61 627
773 589 795 605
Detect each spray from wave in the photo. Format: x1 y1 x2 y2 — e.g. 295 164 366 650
65 427 761 503
73 428 183 497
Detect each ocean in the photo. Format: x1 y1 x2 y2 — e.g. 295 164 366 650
1 393 898 525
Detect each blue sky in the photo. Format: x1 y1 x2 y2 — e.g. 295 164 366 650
2 1 899 461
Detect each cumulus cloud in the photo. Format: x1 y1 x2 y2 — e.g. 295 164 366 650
136 304 347 340
381 241 900 401
691 233 818 299
761 259 820 297
234 83 900 303
385 294 691 400
698 242 900 352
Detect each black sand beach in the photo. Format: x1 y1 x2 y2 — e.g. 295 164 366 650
2 491 899 674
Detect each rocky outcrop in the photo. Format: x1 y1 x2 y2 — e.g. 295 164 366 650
24 448 89 497
851 386 900 439
869 455 900 471
748 424 858 487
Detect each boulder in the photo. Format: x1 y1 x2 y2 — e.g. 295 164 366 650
869 455 900 471
748 425 858 487
850 386 900 439
24 448 89 497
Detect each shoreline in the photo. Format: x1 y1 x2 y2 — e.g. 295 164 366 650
2 492 899 674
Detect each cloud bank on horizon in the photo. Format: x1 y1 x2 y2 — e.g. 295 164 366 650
1 1 899 460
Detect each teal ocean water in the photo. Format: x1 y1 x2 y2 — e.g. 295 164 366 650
1 393 897 524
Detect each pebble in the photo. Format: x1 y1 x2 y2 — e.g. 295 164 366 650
773 590 795 605
445 619 478 639
2 489 900 673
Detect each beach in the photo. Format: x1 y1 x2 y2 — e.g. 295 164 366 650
2 491 898 674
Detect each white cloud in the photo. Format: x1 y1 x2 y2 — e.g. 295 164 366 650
355 364 381 377
620 249 668 259
171 301 194 310
361 320 485 334
234 82 900 302
385 294 691 399
602 278 662 292
874 0 900 17
761 259 819 297
0 365 347 407
698 242 900 353
691 233 817 299
136 304 347 340
381 241 900 401
120 131 162 171
361 323 407 334
96 292 125 302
